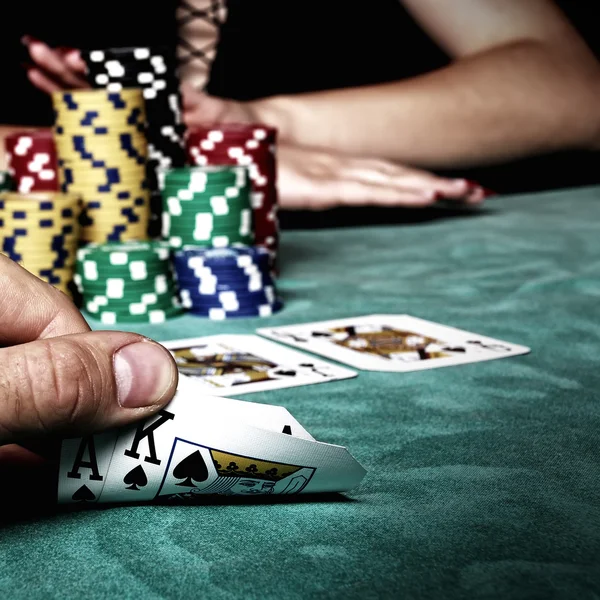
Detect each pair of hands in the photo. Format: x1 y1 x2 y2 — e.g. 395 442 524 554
0 256 178 501
23 38 486 210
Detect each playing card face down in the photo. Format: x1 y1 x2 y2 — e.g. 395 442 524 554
57 376 366 505
257 315 530 372
159 334 356 395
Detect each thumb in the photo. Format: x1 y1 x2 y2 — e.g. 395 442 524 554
0 332 178 444
181 84 230 125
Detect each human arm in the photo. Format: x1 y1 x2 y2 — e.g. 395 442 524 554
185 0 600 168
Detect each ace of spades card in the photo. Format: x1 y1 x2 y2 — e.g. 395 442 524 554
257 314 530 372
159 334 356 395
58 376 365 505
57 430 119 504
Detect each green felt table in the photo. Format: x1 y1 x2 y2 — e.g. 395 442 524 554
2 185 600 599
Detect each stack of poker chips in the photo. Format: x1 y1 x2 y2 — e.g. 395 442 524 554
0 172 12 191
4 130 59 193
186 125 279 268
173 247 282 319
75 240 183 324
52 89 151 243
0 192 82 294
82 46 187 237
159 165 253 249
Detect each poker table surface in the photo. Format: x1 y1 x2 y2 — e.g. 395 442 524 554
2 185 599 599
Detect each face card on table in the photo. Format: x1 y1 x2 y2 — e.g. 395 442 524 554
257 314 530 372
96 384 365 503
160 334 357 395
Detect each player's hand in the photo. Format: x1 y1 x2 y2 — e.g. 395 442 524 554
21 36 89 94
277 145 485 210
0 255 178 502
181 83 252 127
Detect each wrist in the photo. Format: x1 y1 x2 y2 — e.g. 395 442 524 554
248 96 299 143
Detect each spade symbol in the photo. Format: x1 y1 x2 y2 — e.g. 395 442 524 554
123 465 148 491
174 451 209 487
312 331 332 338
282 425 292 435
273 369 297 378
299 362 328 377
72 485 96 502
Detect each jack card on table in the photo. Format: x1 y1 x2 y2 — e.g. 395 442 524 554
257 314 530 372
159 334 357 395
57 376 365 505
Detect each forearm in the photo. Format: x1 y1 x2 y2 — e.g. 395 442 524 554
252 41 600 168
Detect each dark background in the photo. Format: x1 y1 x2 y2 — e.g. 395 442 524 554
0 0 597 224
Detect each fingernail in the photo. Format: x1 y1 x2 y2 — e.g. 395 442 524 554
21 35 32 46
114 341 176 409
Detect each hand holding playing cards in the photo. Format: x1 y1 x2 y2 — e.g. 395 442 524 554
0 256 178 502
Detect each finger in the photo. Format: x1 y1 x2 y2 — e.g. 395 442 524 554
63 49 89 76
180 81 202 109
26 40 89 88
334 180 436 207
26 67 63 94
0 331 178 445
299 179 436 210
461 185 486 205
0 255 90 345
181 86 246 127
345 162 473 199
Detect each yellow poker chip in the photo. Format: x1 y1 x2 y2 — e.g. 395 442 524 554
61 184 148 199
83 218 149 230
52 95 146 119
52 88 144 103
82 218 148 230
49 87 152 245
0 191 82 204
53 118 146 131
54 133 148 148
1 191 82 296
58 163 147 175
54 143 148 162
60 168 148 184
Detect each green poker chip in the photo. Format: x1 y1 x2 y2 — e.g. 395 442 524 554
89 305 185 325
160 165 246 185
77 240 171 264
76 240 181 323
0 171 13 191
161 169 253 249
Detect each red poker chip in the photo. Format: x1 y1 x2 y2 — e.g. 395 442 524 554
186 123 276 142
5 130 59 193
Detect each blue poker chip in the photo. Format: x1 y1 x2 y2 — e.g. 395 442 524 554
180 288 276 306
173 245 281 318
186 300 283 319
173 246 270 266
174 278 270 293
